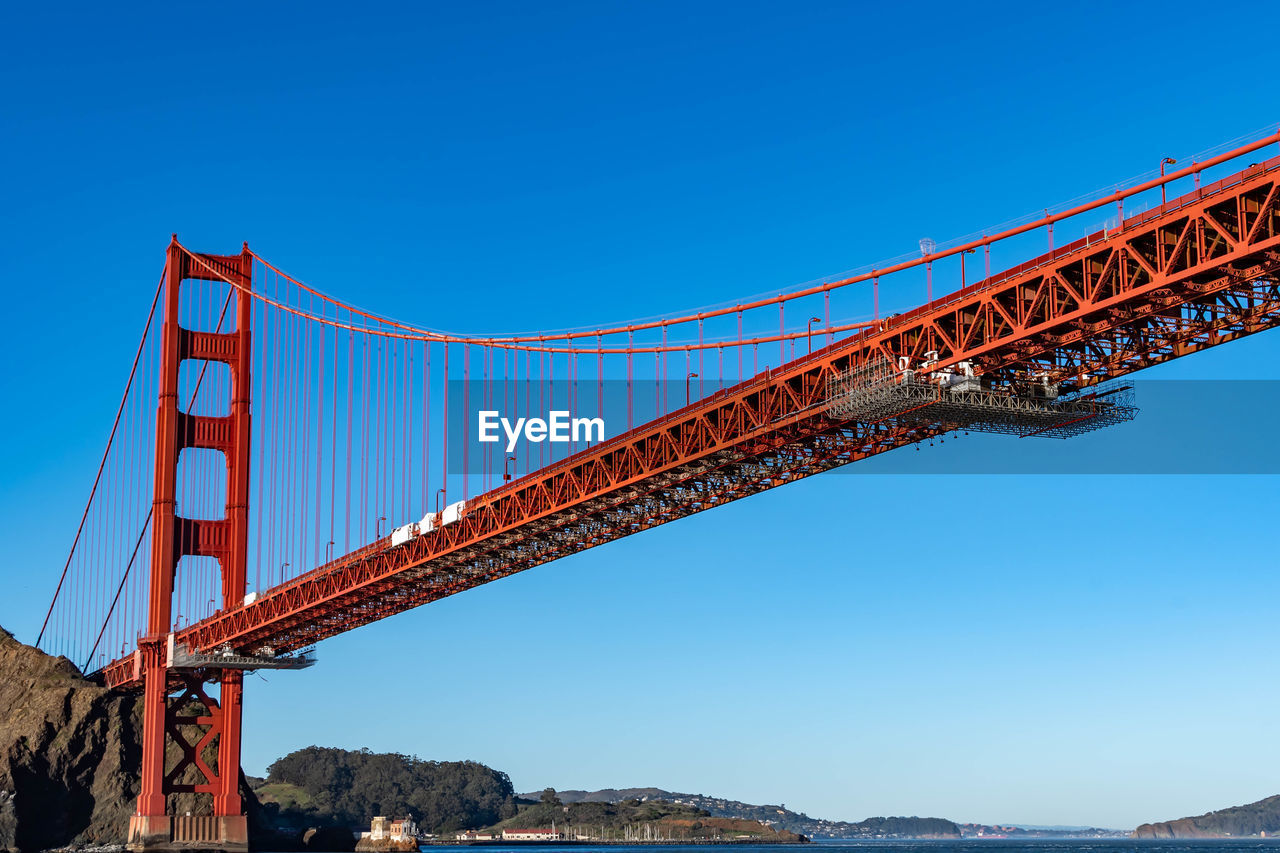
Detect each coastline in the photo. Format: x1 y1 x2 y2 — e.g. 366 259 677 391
443 828 808 846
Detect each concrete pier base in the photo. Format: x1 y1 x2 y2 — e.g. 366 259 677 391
127 814 248 852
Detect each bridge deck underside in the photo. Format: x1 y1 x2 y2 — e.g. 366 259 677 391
100 156 1280 690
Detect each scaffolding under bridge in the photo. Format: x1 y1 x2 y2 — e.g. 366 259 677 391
826 357 1138 439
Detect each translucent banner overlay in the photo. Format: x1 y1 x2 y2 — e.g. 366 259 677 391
445 380 1280 476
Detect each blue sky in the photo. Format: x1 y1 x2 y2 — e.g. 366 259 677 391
3 0 1280 831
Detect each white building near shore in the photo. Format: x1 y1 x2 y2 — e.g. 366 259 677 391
501 829 563 841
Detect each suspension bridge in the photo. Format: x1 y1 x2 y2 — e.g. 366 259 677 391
34 130 1280 851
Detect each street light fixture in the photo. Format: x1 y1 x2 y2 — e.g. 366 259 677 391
685 372 698 405
375 515 386 538
807 317 821 353
504 455 517 481
435 487 446 515
920 238 936 301
961 248 976 287
1160 157 1177 206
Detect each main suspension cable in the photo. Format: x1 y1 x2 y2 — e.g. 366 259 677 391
241 127 1280 347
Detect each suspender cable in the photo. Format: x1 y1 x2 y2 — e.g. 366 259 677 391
344 321 354 554
737 311 743 381
661 324 668 414
39 265 165 648
824 291 831 346
463 345 470 502
441 343 449 507
697 319 703 399
404 338 411 519
331 322 338 558
422 342 430 515
778 301 785 365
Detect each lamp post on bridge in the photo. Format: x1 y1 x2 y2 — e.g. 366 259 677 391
1161 157 1177 206
504 455 517 481
919 238 936 302
807 317 821 354
436 487 446 515
686 372 698 405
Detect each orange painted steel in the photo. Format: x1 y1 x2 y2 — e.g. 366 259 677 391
129 240 253 848
100 151 1280 692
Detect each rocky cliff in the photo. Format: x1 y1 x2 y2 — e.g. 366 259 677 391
0 626 145 851
0 627 278 852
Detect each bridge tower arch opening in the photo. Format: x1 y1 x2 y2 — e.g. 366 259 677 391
129 238 254 853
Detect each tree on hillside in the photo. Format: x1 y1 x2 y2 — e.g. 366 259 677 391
266 746 517 832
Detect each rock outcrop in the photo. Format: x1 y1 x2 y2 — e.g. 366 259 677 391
352 837 415 852
0 627 278 852
303 827 358 851
0 626 144 851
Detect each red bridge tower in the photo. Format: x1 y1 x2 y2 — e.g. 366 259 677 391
128 239 253 852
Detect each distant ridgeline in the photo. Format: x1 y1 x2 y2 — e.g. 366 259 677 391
534 788 961 839
488 792 806 842
1133 795 1280 838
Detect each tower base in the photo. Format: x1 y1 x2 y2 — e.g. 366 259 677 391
127 815 248 853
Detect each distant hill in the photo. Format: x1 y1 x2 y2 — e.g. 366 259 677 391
490 793 805 842
259 747 517 833
523 788 960 838
1133 794 1280 838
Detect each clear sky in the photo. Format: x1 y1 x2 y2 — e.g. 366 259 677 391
3 0 1280 831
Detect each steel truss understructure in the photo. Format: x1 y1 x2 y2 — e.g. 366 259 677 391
101 151 1280 691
